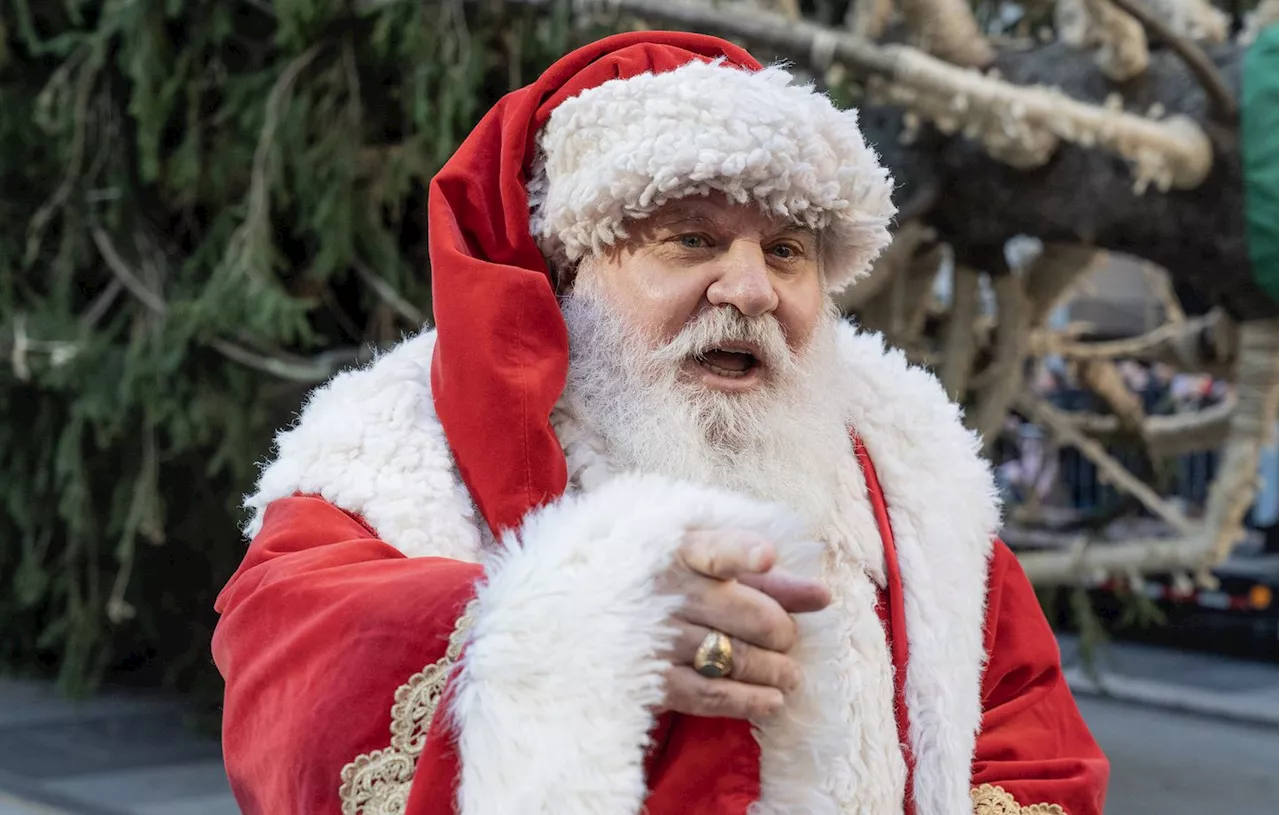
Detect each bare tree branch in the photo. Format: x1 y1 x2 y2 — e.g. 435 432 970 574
1079 358 1147 431
856 240 944 347
1197 320 1280 564
971 272 1032 445
1063 392 1236 457
1084 0 1151 80
835 222 935 313
1031 309 1235 374
1016 320 1277 585
567 0 1216 189
846 0 893 39
895 0 995 67
1108 0 1238 120
1026 244 1103 324
940 265 980 399
1017 393 1196 536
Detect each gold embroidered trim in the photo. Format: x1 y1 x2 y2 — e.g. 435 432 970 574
338 605 476 815
972 784 1067 814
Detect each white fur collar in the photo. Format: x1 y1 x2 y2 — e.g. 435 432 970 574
243 322 999 813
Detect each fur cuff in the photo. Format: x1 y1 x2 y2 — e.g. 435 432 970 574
448 473 810 815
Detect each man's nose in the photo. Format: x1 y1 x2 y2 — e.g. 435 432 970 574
705 240 779 318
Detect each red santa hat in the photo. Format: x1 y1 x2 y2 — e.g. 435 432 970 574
428 32 896 538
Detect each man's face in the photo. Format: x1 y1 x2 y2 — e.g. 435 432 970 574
560 193 848 526
571 194 826 396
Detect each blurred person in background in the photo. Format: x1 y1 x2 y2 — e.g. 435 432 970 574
212 32 1107 815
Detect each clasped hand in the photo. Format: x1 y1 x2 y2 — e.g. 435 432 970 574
657 530 831 720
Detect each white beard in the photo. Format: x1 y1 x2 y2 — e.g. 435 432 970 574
560 287 852 533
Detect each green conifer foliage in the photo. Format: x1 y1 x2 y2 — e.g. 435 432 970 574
0 0 579 703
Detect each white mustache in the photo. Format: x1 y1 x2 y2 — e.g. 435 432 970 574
650 307 794 373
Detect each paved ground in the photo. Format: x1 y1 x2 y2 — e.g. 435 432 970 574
1059 633 1279 724
1080 695 1276 814
0 637 1274 814
0 680 234 815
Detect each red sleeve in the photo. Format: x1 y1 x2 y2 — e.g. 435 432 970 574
970 541 1110 814
212 495 480 815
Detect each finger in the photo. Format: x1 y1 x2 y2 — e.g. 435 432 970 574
678 530 775 580
671 622 801 692
738 571 832 614
681 579 797 652
664 665 784 720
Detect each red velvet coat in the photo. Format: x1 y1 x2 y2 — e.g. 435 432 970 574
213 328 1108 815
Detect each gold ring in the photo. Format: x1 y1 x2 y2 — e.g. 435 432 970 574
693 630 734 679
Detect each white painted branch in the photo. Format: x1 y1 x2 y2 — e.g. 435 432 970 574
879 46 1212 191
1135 0 1229 41
1030 309 1235 374
1086 0 1151 81
971 273 1031 445
855 242 945 345
895 0 994 67
940 266 980 399
1061 392 1236 457
1079 358 1147 431
1014 320 1279 586
835 221 935 313
1198 320 1280 565
1026 244 1103 324
846 0 893 40
1017 394 1196 536
1240 0 1279 44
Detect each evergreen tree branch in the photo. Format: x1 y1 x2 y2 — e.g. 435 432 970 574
207 340 370 383
92 228 168 315
25 44 101 266
95 227 368 382
354 260 429 326
79 279 124 331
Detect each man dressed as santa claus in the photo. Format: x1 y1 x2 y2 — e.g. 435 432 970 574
214 31 1109 815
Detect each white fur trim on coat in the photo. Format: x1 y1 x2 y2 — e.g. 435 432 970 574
242 331 483 562
451 473 820 815
553 407 899 814
528 60 896 292
241 323 1001 814
836 323 1002 813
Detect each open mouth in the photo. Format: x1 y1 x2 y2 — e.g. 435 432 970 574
693 345 762 379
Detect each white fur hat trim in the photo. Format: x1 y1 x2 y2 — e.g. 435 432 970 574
528 59 896 292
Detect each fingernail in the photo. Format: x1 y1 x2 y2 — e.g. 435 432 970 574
747 543 771 571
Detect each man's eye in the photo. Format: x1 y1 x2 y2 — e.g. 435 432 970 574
677 234 709 249
770 243 800 259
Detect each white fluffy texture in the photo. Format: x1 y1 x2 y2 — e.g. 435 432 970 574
529 60 897 292
751 441 906 815
554 406 900 815
243 322 999 812
241 330 483 562
451 473 813 815
835 322 1002 814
